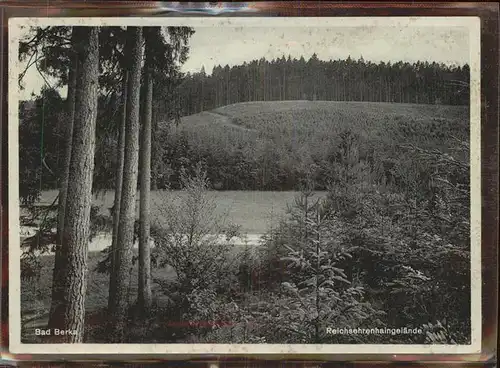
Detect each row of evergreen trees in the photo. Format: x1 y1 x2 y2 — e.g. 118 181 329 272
177 54 470 116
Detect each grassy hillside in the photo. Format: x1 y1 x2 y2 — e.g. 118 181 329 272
213 100 465 119
191 100 468 147
160 101 469 190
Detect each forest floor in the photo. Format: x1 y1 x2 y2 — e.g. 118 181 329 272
21 250 177 342
21 244 258 343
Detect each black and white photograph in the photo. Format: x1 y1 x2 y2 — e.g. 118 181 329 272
9 17 481 354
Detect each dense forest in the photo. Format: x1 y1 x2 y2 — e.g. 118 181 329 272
177 55 470 116
19 54 470 194
18 25 471 347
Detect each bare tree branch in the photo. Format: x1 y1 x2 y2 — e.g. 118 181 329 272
35 60 54 90
42 155 56 177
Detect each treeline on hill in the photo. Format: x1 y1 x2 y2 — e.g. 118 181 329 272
19 95 468 193
159 102 469 191
19 56 471 193
177 54 470 116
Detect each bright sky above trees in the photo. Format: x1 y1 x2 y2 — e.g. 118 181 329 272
19 25 469 100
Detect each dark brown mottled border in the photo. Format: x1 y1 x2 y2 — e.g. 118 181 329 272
1 2 498 365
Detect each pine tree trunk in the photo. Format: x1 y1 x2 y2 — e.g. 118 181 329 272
108 26 143 342
314 214 321 343
52 26 99 343
108 71 128 311
48 28 78 331
150 104 159 191
283 67 286 100
226 74 230 105
138 67 153 314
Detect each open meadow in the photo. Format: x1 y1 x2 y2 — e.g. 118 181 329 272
36 189 327 235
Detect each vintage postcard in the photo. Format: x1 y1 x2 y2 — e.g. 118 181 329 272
8 16 481 355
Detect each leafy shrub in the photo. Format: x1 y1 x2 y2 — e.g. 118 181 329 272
151 164 242 330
